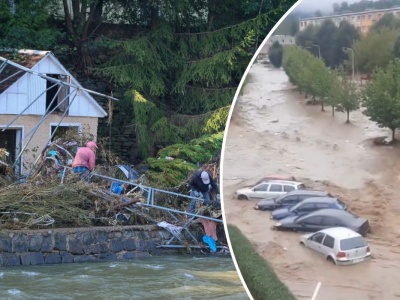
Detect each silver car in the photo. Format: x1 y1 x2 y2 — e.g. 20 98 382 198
235 180 305 200
300 227 371 265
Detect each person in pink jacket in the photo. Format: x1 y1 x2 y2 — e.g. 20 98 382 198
72 141 98 181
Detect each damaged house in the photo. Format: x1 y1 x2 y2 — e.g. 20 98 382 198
0 50 108 175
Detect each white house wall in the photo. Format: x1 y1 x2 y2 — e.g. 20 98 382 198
27 73 47 115
33 55 65 74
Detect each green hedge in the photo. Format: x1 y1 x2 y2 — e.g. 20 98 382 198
227 225 296 300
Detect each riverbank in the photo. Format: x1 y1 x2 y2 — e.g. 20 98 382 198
0 224 229 267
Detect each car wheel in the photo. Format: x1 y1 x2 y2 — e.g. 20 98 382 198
237 194 248 200
327 256 336 265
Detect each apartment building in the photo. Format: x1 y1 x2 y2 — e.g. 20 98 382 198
299 7 400 35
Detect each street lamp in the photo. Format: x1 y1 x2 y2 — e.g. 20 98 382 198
312 44 321 59
342 47 355 82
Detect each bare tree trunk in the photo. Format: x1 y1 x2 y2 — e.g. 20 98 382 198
207 1 216 31
392 127 396 142
62 0 100 73
331 105 335 116
150 0 159 30
346 109 350 123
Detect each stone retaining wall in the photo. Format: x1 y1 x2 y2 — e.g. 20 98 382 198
0 224 225 267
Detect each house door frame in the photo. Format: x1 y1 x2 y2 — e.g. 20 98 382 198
0 125 24 175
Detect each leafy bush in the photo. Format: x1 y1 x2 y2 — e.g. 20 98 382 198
227 225 296 300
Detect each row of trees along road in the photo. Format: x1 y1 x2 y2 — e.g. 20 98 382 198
0 0 297 160
282 46 360 123
282 46 400 141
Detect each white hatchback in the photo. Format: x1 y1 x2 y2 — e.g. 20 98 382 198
300 227 371 265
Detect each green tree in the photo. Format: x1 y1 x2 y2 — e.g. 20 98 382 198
332 21 360 68
268 41 283 68
334 68 360 123
363 59 400 141
327 70 341 116
95 1 296 158
312 58 334 111
353 28 399 74
0 0 60 49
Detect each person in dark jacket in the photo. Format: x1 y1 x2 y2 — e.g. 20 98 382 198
188 170 220 213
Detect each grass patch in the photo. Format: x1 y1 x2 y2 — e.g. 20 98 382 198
227 225 296 300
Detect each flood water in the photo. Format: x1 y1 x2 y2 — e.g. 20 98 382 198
223 62 400 299
0 255 247 300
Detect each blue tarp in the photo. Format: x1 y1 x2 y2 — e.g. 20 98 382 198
202 235 217 252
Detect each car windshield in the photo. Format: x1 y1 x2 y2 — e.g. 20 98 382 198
336 199 347 209
340 236 367 250
298 184 306 189
289 202 302 212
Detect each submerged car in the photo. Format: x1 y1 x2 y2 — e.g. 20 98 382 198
270 197 347 220
300 227 371 265
272 209 370 236
254 190 333 211
236 180 305 200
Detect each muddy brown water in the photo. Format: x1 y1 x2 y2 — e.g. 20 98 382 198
222 63 400 300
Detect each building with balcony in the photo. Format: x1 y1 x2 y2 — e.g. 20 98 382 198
299 7 400 35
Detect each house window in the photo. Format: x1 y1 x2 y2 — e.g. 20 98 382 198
50 123 82 141
368 14 371 19
46 74 71 114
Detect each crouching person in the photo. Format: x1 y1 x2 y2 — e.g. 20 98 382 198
72 141 98 182
188 170 220 213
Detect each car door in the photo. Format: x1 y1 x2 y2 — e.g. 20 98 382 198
249 183 270 199
306 232 326 255
268 184 284 198
297 216 324 232
320 216 343 229
321 234 336 258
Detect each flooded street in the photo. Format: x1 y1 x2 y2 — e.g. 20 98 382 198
0 255 247 300
223 63 400 299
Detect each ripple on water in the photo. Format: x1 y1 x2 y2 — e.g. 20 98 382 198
8 289 22 295
184 273 195 279
21 271 40 276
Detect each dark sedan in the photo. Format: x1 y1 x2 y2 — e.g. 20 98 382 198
272 209 371 237
270 197 348 220
254 190 333 211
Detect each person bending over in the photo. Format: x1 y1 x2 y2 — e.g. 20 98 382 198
188 170 220 213
72 141 98 181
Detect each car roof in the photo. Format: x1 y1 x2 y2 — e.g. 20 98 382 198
285 190 330 196
300 209 357 221
256 180 303 185
318 227 362 239
300 197 337 204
